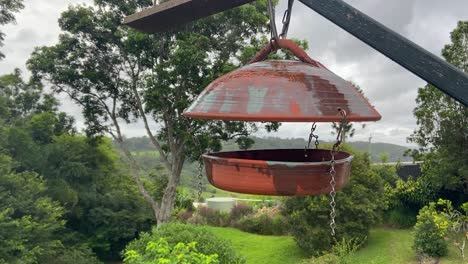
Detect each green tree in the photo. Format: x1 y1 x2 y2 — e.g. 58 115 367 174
0 154 64 263
408 21 468 205
0 0 24 59
0 71 152 261
0 69 59 124
28 0 278 225
283 147 385 256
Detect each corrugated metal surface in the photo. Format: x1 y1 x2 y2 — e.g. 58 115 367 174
184 60 381 122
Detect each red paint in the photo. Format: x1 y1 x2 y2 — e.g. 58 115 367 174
203 149 353 196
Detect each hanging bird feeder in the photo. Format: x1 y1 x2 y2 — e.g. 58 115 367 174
183 37 380 196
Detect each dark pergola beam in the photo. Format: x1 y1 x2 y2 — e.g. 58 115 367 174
123 0 255 33
298 0 468 106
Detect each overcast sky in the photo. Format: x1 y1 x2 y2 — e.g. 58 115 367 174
1 0 466 146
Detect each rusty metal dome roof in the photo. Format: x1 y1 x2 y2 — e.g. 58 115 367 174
184 40 381 122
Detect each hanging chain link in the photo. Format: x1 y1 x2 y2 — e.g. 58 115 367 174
185 118 206 203
304 122 319 157
267 0 295 44
329 108 347 237
196 155 204 201
280 0 295 38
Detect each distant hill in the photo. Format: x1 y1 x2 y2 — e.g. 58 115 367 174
123 136 412 162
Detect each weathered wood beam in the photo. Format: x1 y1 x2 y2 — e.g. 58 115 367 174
299 0 468 106
123 0 256 33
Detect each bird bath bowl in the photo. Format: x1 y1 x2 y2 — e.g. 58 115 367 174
203 149 353 196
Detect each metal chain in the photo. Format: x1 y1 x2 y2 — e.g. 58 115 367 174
280 0 295 38
184 118 206 203
268 0 295 44
329 108 347 237
267 0 279 43
196 155 204 201
304 122 319 157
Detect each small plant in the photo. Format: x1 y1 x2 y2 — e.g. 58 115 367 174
301 237 363 264
446 202 468 260
413 200 450 258
123 238 219 264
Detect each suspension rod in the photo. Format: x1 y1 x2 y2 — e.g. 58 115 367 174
298 0 468 106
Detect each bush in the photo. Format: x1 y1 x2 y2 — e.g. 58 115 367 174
42 246 102 264
123 238 219 264
413 201 449 257
194 206 230 227
386 204 418 228
283 151 385 256
124 223 245 264
176 209 194 223
230 203 253 222
236 213 289 235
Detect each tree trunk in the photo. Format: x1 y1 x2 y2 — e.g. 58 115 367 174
157 154 185 226
121 144 160 222
110 114 161 223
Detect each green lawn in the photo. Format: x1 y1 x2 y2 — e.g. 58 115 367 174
207 226 308 264
207 227 465 264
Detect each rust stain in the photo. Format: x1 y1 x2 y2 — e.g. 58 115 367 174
184 60 382 122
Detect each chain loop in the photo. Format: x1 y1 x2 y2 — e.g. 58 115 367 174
184 118 207 203
329 108 347 237
280 0 294 38
304 122 319 157
197 155 204 201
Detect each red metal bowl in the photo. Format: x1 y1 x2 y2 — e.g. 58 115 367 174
203 149 353 196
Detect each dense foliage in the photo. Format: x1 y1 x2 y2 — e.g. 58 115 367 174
408 21 467 207
124 238 219 264
283 147 385 256
0 70 152 261
125 223 245 264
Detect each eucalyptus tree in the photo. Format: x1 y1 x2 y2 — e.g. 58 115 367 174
29 0 276 224
0 0 24 59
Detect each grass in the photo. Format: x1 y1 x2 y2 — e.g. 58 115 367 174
207 226 308 264
206 227 465 264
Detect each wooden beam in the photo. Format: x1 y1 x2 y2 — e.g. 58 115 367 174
299 0 468 106
123 0 256 33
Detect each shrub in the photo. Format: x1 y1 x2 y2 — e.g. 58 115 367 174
386 204 418 228
283 151 385 256
413 201 449 257
236 213 289 235
176 209 193 223
195 206 230 227
123 238 219 264
124 223 245 264
230 203 253 221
